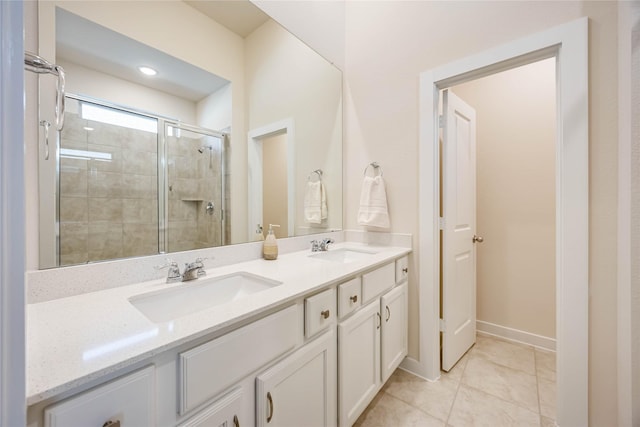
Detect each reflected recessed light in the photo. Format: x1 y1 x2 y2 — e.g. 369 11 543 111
138 66 157 76
83 126 94 131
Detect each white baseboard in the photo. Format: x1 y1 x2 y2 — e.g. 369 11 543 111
399 357 439 382
477 320 556 351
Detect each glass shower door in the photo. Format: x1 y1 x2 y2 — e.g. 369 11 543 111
163 123 225 253
57 97 159 265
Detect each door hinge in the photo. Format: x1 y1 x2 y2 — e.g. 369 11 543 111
439 319 446 332
438 115 444 128
438 217 445 230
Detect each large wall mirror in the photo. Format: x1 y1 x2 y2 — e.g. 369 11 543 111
35 0 342 269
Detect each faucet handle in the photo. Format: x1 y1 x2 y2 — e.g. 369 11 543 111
155 259 181 283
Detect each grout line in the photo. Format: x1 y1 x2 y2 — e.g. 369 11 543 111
445 349 471 425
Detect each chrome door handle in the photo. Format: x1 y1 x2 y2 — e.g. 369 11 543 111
473 235 484 243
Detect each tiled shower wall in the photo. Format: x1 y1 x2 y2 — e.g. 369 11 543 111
166 133 223 252
59 112 159 265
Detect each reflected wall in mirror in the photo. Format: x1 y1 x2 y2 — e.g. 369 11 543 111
35 0 342 269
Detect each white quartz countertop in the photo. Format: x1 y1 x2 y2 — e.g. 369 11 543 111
27 242 410 406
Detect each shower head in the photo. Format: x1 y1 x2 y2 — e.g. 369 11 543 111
198 145 213 154
198 147 205 154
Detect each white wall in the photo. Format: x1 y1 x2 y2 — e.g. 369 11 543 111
197 83 232 132
342 2 618 424
245 19 343 236
59 60 197 123
453 59 556 340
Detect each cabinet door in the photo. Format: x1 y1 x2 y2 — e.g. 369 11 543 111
44 366 155 427
381 283 408 383
178 387 244 427
338 301 380 427
256 329 337 427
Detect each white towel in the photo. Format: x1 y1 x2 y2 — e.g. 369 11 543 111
357 175 390 228
304 181 327 224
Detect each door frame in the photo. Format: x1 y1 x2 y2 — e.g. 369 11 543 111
416 18 588 425
0 0 26 425
247 119 295 238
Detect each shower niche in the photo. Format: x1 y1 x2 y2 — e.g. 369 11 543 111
57 96 226 266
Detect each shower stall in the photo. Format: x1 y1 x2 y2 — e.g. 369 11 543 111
52 94 226 267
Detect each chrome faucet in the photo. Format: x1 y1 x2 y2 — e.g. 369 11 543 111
157 257 207 283
311 238 334 252
182 258 207 281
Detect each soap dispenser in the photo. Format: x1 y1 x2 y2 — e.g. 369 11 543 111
263 224 280 260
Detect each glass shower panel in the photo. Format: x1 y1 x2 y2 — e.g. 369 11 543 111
58 97 159 265
165 124 224 253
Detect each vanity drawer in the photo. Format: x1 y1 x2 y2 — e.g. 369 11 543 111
179 305 299 415
362 262 395 304
44 366 155 427
338 277 362 319
305 288 336 339
396 256 409 284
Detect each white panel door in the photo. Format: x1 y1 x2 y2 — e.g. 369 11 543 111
441 89 478 372
338 301 380 427
380 283 408 382
256 329 337 427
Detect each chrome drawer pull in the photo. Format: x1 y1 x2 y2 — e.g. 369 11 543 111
386 305 391 322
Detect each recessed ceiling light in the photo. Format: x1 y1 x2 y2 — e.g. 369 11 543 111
138 66 157 76
83 126 94 131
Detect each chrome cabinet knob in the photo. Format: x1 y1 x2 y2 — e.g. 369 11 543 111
473 235 484 243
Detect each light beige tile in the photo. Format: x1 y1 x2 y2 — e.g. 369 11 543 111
122 223 158 257
122 149 156 176
448 385 540 427
88 198 123 222
535 348 556 382
88 171 123 198
60 197 88 222
88 223 123 261
122 199 158 224
382 369 457 421
59 223 88 256
87 121 124 147
443 347 472 383
462 356 538 412
122 174 154 199
354 392 444 427
538 377 556 419
121 131 157 153
60 252 89 266
471 335 536 375
540 415 556 427
60 168 88 197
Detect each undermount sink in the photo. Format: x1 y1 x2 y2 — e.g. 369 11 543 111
129 272 282 323
308 248 377 264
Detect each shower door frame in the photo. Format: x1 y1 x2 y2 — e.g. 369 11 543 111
159 120 226 254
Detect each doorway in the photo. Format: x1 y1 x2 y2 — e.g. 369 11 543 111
247 119 295 239
416 18 589 426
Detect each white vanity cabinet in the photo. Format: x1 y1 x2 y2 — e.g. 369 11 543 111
43 366 155 427
178 387 244 427
256 329 337 427
338 258 409 426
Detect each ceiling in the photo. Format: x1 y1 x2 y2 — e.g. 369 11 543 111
55 3 267 103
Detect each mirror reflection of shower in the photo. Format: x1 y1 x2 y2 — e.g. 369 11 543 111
56 95 226 266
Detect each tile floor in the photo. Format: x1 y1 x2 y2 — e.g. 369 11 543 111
354 334 556 427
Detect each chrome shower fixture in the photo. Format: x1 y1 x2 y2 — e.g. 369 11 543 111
198 145 213 154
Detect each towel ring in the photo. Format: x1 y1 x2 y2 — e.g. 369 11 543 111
363 162 383 177
308 169 323 181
